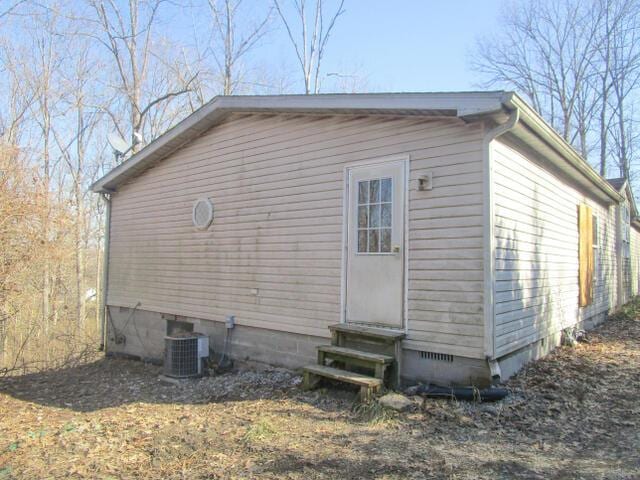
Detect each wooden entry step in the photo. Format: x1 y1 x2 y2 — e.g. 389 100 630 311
328 323 406 342
302 365 383 402
329 323 405 389
317 345 393 382
318 345 394 365
301 323 405 401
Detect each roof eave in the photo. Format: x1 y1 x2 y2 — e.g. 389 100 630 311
502 93 624 204
90 93 507 193
91 92 626 205
91 97 230 193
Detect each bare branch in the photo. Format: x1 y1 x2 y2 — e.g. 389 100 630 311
274 0 346 94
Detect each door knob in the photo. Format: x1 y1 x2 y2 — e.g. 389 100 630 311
392 245 401 253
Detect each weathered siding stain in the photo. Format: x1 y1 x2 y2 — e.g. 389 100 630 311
107 113 486 358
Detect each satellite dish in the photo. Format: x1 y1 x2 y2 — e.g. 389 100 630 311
108 132 131 156
132 130 143 145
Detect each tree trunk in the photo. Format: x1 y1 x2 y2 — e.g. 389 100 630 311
618 101 628 179
42 101 51 338
95 235 102 334
130 0 142 154
74 94 86 328
74 190 86 328
599 4 611 178
599 83 608 177
223 0 232 95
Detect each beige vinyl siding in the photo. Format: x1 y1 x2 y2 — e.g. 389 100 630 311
107 113 486 357
492 139 618 358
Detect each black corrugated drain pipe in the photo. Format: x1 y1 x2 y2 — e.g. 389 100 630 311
406 384 509 402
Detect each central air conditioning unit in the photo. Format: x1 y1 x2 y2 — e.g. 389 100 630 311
164 332 210 378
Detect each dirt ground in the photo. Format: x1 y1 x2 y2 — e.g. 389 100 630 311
1 309 639 480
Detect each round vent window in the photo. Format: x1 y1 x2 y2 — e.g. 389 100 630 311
192 198 214 230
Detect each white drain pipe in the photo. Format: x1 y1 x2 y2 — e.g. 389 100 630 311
99 192 112 351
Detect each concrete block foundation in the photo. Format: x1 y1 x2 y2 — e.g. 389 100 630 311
105 305 329 370
105 305 612 387
401 349 491 387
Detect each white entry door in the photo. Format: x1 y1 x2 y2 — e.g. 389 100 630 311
345 159 406 328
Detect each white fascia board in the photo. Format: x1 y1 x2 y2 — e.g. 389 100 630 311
216 92 506 115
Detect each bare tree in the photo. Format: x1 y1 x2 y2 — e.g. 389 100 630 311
473 0 601 142
0 40 35 146
50 47 103 327
86 0 197 154
0 0 27 20
206 0 272 95
472 0 640 183
273 0 346 94
22 11 67 334
607 0 640 179
0 0 216 373
325 65 369 93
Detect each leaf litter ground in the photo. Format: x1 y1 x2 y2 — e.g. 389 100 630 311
1 308 639 479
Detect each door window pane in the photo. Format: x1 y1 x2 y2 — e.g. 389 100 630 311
358 181 369 204
356 177 393 254
368 229 379 252
369 204 380 228
380 229 391 252
381 178 392 202
369 179 380 203
381 204 392 227
358 206 368 228
358 229 368 252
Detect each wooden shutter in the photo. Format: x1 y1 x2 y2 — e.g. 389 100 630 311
578 204 594 307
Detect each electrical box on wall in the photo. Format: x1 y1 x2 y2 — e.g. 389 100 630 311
418 172 433 191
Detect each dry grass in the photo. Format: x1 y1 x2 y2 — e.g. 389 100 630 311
1 307 640 479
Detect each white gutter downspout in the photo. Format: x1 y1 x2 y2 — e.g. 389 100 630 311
482 108 520 382
99 192 112 351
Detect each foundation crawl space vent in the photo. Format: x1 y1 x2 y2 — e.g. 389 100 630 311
420 351 454 363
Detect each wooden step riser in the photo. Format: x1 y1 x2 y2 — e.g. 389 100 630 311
302 366 383 402
303 371 381 402
333 337 396 358
319 353 388 380
336 338 401 389
327 324 405 390
317 345 394 363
